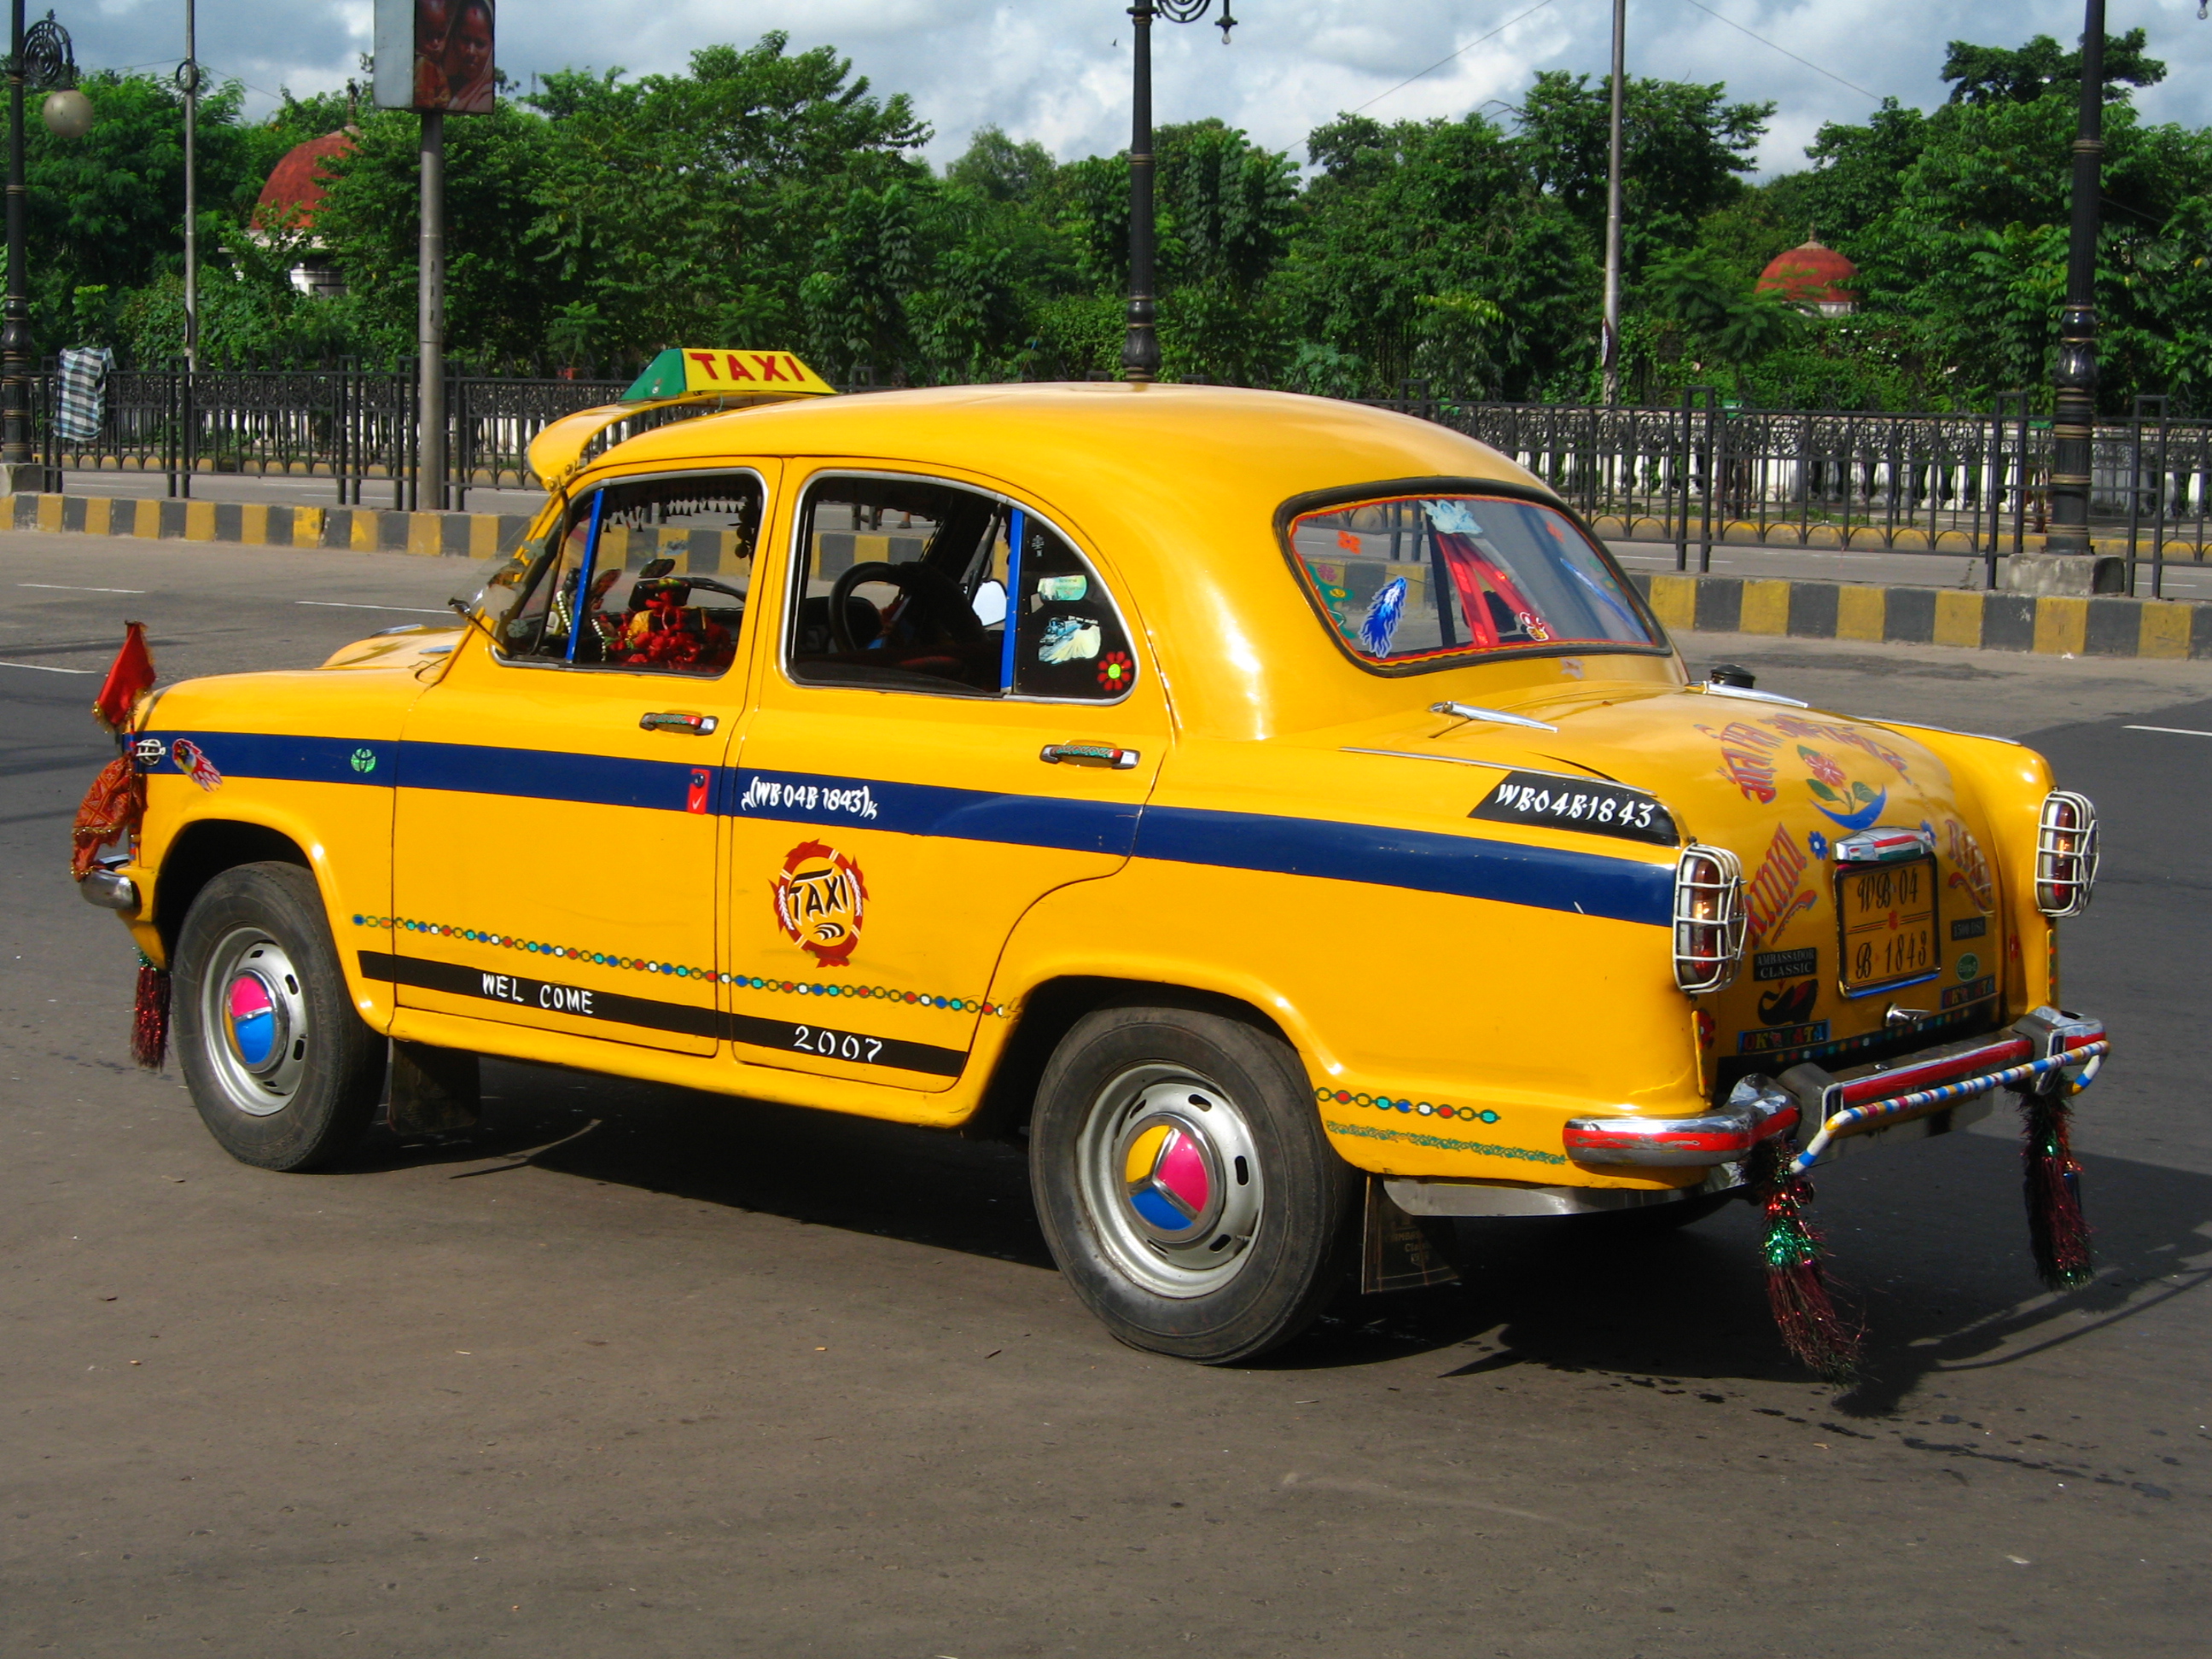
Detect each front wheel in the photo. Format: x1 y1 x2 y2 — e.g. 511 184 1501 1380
172 861 384 1172
1029 1005 1355 1364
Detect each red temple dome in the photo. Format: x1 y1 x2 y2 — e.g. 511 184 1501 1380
253 130 358 232
1755 240 1858 317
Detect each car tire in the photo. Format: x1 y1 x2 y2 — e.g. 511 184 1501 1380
1029 1004 1356 1364
172 861 384 1172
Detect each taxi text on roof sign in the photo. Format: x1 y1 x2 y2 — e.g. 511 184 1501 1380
622 347 835 403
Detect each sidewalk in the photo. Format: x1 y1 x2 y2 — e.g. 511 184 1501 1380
53 466 549 519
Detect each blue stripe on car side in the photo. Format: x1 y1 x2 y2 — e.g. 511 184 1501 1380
141 732 1669 924
725 769 1139 856
399 741 698 812
1133 805 1675 928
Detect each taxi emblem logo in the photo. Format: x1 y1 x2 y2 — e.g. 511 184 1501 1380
350 747 377 774
772 841 868 967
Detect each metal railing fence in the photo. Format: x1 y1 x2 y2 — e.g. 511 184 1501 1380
28 366 2212 597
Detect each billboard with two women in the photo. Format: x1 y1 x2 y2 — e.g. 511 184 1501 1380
373 0 494 113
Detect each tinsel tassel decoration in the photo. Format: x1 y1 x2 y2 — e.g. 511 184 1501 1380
132 955 171 1072
1748 1140 1861 1387
2022 1085 2093 1290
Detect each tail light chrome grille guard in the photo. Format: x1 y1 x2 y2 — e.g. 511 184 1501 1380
1672 843 1746 993
2035 789 2099 917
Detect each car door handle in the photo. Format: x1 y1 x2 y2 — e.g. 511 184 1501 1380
639 711 719 735
1039 743 1139 769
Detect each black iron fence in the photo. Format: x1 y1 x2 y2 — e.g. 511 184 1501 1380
32 361 640 512
1423 386 2208 599
26 365 2212 598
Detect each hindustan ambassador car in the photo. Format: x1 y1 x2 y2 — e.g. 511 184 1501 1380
78 367 2108 1367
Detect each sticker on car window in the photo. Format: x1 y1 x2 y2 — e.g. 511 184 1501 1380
1035 575 1087 602
1423 499 1483 536
1467 771 1677 846
1038 615 1103 663
1359 578 1406 655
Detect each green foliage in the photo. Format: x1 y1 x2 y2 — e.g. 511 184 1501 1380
1941 29 2164 106
27 26 2212 415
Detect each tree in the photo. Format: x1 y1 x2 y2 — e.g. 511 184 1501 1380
946 126 1055 201
1511 71 1773 272
1941 29 2164 106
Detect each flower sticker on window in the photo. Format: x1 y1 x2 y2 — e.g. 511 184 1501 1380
1038 615 1103 664
1422 498 1484 536
1097 651 1135 693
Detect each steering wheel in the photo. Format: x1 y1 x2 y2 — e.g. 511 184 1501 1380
830 560 987 654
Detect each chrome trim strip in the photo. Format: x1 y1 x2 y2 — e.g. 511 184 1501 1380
1430 701 1559 731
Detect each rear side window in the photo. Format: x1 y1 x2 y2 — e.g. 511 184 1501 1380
787 474 1137 701
1284 493 1658 668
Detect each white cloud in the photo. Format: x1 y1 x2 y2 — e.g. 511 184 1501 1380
60 0 2212 178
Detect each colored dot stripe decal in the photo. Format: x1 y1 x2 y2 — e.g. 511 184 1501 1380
1313 1086 1501 1125
351 914 1015 1018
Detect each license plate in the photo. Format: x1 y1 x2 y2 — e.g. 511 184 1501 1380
1837 857 1939 992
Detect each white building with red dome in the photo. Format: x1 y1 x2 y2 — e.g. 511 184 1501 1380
251 130 358 299
1755 240 1858 317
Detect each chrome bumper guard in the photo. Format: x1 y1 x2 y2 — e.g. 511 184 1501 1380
1563 1006 2108 1172
79 866 140 913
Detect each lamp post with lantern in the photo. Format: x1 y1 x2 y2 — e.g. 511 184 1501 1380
1121 0 1237 383
3 1 89 483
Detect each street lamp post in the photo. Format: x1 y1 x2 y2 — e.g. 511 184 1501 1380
1121 0 1237 383
3 1 76 479
1599 0 1626 406
2040 0 2105 568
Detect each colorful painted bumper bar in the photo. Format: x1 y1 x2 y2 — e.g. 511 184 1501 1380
1562 1006 2107 1169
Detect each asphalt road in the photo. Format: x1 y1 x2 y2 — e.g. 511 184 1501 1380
3 532 2209 1658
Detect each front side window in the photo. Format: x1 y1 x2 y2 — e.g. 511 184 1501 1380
1284 492 1659 669
788 474 1136 701
494 472 763 677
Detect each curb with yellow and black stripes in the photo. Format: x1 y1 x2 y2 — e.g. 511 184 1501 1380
6 489 533 561
1623 572 2208 659
8 490 2209 660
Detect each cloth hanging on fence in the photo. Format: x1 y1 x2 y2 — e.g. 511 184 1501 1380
56 346 114 442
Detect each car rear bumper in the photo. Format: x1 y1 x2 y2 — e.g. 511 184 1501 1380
1562 1006 2109 1171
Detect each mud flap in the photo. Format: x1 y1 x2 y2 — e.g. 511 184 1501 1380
386 1039 481 1138
1361 1176 1462 1294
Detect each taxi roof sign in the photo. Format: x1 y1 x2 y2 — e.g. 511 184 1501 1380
623 347 835 403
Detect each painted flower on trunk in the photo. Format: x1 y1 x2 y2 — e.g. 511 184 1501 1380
1799 746 1847 788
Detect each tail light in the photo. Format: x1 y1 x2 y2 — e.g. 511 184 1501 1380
1673 843 1746 992
2035 790 2099 917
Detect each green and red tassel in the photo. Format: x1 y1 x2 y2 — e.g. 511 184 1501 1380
2022 1084 2093 1290
1748 1140 1860 1387
131 953 170 1072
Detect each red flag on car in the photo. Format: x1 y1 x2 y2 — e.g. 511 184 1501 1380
91 621 155 734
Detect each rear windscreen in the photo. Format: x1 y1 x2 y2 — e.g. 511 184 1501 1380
1284 494 1659 667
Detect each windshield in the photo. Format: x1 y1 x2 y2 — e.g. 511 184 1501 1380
1284 493 1659 667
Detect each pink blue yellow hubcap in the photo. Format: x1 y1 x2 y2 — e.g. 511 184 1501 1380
224 972 282 1072
1117 1112 1225 1245
198 930 310 1116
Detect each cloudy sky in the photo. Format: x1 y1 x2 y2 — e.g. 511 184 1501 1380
63 0 2212 176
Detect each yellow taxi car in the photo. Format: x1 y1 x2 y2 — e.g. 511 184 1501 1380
79 362 2109 1366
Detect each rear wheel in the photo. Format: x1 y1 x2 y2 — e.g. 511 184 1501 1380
172 861 384 1172
1029 1005 1355 1364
